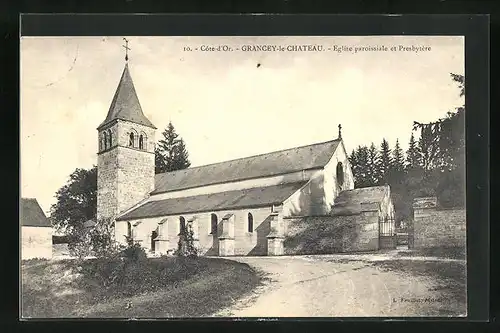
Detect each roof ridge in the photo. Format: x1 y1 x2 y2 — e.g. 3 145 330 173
156 138 341 177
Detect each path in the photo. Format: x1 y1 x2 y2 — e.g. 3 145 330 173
214 254 466 317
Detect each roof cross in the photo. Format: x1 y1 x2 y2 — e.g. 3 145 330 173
338 124 342 139
122 38 131 62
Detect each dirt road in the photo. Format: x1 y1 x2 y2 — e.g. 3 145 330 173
214 254 466 318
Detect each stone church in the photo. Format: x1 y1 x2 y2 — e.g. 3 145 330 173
97 61 396 256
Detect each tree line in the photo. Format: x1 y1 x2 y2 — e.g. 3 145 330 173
348 73 465 225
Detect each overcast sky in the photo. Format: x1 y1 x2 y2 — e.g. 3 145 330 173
20 36 464 214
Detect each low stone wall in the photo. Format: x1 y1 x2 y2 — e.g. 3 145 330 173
412 197 466 248
283 211 380 255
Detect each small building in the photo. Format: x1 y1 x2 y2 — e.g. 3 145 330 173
20 198 53 260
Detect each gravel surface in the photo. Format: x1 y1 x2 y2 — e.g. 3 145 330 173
214 254 466 318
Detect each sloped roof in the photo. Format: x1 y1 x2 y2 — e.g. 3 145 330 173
98 63 156 130
117 181 307 220
331 186 389 216
153 139 341 194
20 198 51 227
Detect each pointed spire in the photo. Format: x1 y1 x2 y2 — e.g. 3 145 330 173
98 63 156 130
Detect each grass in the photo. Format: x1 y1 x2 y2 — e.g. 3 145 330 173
21 255 262 318
371 259 467 316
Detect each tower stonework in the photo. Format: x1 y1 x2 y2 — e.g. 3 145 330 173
97 63 156 222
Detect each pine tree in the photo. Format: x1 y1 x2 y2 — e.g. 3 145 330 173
418 126 438 172
392 139 405 173
154 147 166 174
171 138 191 170
405 133 420 170
377 138 392 185
155 121 191 173
367 143 381 185
350 146 370 188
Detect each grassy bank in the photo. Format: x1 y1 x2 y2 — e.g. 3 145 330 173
21 256 262 318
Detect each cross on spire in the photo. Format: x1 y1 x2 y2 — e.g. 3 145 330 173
122 38 131 62
338 124 342 139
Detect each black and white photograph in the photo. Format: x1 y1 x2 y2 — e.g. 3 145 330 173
20 35 467 318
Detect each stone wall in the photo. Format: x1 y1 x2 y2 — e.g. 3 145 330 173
283 211 380 255
412 197 466 248
97 120 155 221
22 226 53 260
97 148 119 220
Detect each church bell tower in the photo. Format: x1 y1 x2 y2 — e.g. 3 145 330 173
96 52 156 222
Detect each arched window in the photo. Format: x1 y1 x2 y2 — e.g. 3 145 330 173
210 213 218 235
107 129 112 148
247 213 254 233
100 133 105 151
126 221 132 239
336 162 344 187
179 216 186 234
139 135 144 149
129 132 135 147
103 132 108 150
151 227 158 252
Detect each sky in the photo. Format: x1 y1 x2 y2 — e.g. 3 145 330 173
20 36 464 214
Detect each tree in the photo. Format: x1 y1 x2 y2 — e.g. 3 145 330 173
367 143 381 185
50 166 97 233
174 222 198 257
155 121 191 173
154 147 167 174
411 73 465 207
377 138 392 185
417 125 439 172
392 139 405 174
405 133 420 171
349 145 371 188
171 138 191 171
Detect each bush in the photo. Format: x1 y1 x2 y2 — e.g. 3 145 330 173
121 236 147 262
67 217 122 259
174 222 198 258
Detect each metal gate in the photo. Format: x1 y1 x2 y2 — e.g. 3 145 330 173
379 215 396 249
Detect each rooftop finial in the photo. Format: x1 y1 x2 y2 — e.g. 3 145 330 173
122 38 131 62
338 124 342 139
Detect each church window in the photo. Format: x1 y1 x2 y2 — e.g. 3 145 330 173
103 132 108 150
247 213 254 233
139 135 144 149
100 134 105 151
151 227 158 253
129 132 135 147
336 162 344 187
210 213 218 234
126 222 132 240
108 130 112 148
